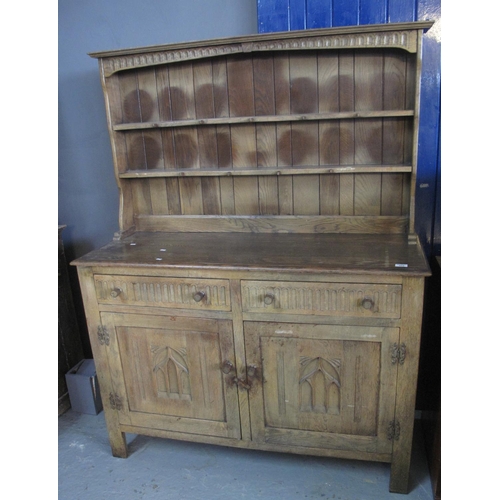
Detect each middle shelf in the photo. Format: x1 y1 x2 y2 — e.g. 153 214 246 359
113 109 415 131
112 114 414 174
118 164 413 178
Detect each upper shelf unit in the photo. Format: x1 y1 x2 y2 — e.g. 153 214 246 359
91 22 432 178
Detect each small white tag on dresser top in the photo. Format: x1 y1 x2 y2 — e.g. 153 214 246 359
275 329 294 335
395 263 408 268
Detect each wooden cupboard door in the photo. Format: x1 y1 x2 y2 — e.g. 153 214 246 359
244 322 398 456
100 313 240 439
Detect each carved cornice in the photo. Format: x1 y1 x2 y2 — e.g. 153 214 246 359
93 22 432 77
100 44 242 77
251 30 416 54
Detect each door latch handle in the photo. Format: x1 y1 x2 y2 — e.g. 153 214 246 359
232 377 252 390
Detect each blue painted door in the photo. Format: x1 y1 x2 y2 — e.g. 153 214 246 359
257 0 441 258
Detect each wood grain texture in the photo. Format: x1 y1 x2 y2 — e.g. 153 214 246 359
229 280 252 441
390 276 426 493
244 322 398 454
76 267 128 457
135 214 408 234
91 22 432 63
73 232 430 276
125 169 411 221
241 281 402 318
94 275 231 310
101 312 240 439
107 42 417 234
81 25 431 495
193 61 218 168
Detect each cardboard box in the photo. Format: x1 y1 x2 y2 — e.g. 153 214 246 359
65 359 103 415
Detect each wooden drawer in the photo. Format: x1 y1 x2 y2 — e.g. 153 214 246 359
94 275 231 311
241 280 401 319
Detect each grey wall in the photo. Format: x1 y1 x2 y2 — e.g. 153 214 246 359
59 0 258 259
59 0 258 353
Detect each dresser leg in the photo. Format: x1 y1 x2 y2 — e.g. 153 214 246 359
389 456 410 494
109 430 128 458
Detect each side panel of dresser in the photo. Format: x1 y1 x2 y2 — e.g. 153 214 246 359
77 266 128 457
389 276 426 493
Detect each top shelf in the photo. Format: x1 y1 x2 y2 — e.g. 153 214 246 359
113 110 414 131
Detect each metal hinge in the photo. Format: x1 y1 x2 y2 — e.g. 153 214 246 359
109 393 123 411
390 343 406 365
387 420 401 441
97 325 110 346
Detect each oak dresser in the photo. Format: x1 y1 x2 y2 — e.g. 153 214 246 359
72 22 432 494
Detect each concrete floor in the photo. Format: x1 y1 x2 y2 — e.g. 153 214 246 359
58 409 434 500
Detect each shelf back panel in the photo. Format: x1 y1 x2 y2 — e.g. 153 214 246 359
92 23 430 236
127 172 410 218
106 49 416 174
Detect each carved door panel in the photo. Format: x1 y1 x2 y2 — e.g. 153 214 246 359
245 322 399 455
101 313 240 439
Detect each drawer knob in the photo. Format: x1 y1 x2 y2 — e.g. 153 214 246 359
193 291 206 302
264 293 275 305
221 360 234 375
361 297 375 310
110 288 122 298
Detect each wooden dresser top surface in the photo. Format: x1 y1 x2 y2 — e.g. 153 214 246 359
72 232 430 276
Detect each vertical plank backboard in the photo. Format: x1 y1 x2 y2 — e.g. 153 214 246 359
318 49 340 218
338 51 355 216
220 177 236 215
169 62 200 170
320 174 340 215
258 176 279 215
234 177 259 215
212 58 232 169
193 60 218 168
119 72 146 171
227 56 256 169
149 178 169 215
201 178 222 215
156 67 176 171
254 55 278 168
318 52 340 167
257 0 441 257
289 52 319 210
179 178 204 215
275 54 292 169
137 68 161 185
